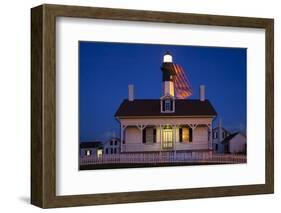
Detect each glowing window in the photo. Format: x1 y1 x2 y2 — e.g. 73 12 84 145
85 150 91 156
97 149 103 157
182 127 190 142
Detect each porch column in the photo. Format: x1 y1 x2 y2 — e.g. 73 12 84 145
208 124 213 150
173 125 177 158
140 126 143 144
160 125 163 152
173 125 176 149
137 125 146 144
120 125 125 153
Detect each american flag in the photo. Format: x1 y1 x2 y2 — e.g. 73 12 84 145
172 64 192 99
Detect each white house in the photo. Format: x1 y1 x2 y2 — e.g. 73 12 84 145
103 137 121 154
212 119 247 154
212 121 231 153
221 132 247 154
115 52 217 153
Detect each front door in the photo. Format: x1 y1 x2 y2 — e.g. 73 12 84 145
162 129 173 149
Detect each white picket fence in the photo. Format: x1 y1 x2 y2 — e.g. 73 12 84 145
80 152 246 165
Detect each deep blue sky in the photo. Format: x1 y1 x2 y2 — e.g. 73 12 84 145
79 41 246 142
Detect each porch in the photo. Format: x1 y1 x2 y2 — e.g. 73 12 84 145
120 118 214 152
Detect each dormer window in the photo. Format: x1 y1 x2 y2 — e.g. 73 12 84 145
161 97 175 113
165 100 171 111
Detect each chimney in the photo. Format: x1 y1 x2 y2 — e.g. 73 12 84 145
200 85 205 101
128 84 134 101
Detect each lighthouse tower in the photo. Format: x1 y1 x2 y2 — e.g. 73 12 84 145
160 52 176 113
161 52 176 97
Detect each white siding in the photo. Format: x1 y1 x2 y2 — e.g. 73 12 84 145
156 128 161 143
123 143 161 152
229 134 246 154
175 127 180 142
193 126 208 143
103 138 121 154
125 126 141 144
175 142 208 150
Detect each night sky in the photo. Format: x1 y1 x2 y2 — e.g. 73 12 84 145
79 41 246 142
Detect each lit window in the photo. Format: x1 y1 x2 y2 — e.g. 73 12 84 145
85 150 91 156
182 127 190 142
97 149 103 157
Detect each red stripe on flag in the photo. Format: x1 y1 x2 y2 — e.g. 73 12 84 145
173 64 192 99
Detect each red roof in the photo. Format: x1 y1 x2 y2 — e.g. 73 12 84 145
115 99 217 117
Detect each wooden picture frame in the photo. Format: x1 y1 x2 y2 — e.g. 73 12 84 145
31 4 274 208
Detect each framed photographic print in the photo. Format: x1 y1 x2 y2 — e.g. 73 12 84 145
31 4 274 208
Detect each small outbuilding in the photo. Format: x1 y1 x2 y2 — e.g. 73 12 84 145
221 132 246 154
80 141 103 157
